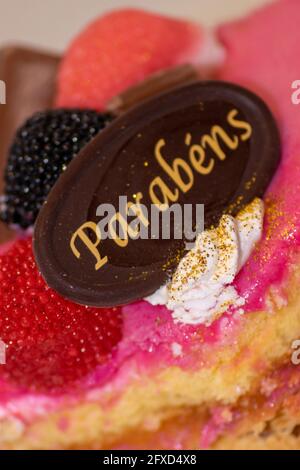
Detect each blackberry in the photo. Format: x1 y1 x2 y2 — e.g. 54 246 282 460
0 109 113 229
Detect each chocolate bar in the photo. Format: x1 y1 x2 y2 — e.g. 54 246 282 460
107 64 200 114
0 46 60 242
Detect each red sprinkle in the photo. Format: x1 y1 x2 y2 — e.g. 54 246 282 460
0 238 123 393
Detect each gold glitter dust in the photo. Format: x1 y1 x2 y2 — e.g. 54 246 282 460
226 195 245 216
162 246 185 273
264 197 284 241
244 173 257 191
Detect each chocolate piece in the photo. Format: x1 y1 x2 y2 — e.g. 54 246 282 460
107 65 200 114
0 46 60 243
34 81 280 307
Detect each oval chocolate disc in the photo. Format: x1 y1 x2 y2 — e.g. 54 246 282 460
33 81 280 307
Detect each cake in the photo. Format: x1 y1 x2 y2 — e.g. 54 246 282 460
0 1 300 451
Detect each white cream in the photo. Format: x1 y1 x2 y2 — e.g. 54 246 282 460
146 199 264 325
196 28 226 73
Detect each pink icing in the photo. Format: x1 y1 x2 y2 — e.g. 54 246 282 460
219 0 300 310
0 300 242 421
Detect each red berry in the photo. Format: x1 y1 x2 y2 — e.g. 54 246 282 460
56 9 203 110
0 238 123 393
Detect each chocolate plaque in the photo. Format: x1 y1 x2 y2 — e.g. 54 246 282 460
34 81 280 307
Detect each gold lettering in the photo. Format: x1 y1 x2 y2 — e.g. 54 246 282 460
127 192 149 237
108 213 129 248
189 144 214 175
70 222 107 270
149 177 179 210
201 126 239 161
127 192 149 228
155 138 194 193
227 109 252 141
